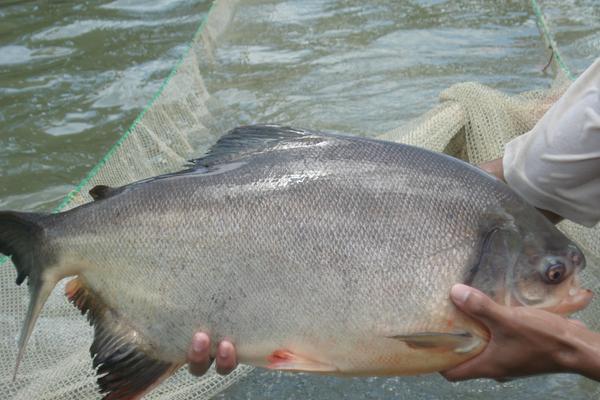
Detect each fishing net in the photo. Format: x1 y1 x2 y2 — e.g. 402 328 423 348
0 0 598 399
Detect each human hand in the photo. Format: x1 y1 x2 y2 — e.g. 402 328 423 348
479 158 505 182
187 332 238 376
441 284 593 381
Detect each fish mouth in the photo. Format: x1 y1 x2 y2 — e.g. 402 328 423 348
541 288 594 316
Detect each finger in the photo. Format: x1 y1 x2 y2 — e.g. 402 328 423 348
478 158 504 181
568 318 587 329
450 284 506 327
187 332 214 376
441 357 497 382
215 340 237 375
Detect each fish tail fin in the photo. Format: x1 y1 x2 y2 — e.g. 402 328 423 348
0 211 62 380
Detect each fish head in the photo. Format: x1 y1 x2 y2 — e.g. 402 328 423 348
469 210 592 316
508 224 592 315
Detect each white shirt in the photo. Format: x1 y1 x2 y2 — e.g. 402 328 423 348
503 58 600 227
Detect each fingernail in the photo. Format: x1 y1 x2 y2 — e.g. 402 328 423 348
451 284 471 306
219 343 231 359
192 333 209 353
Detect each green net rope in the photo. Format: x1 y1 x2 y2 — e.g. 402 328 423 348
530 0 575 81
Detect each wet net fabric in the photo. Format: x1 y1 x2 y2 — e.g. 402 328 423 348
1 0 599 399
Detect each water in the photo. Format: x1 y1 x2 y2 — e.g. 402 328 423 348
0 0 210 211
1 0 599 399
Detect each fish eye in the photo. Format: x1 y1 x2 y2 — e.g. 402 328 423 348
544 262 567 284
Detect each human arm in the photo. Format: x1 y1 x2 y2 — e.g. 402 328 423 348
442 284 600 382
187 332 238 376
495 58 600 227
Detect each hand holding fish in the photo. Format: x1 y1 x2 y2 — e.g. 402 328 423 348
187 332 237 376
442 284 600 382
0 126 592 399
187 283 600 382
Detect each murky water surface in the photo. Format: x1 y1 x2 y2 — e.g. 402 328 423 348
1 0 599 399
0 0 209 210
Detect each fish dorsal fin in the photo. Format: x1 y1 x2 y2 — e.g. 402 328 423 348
191 125 324 167
65 278 182 399
89 185 120 201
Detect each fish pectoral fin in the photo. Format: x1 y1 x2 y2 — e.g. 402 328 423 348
389 331 480 353
266 349 338 373
66 278 182 400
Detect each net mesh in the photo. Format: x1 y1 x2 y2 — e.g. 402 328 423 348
1 0 599 399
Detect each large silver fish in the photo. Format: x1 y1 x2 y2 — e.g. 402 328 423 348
0 125 592 400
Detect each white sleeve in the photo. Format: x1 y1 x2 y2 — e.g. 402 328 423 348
503 58 600 227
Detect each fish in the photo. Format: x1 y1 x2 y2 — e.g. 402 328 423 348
0 125 593 400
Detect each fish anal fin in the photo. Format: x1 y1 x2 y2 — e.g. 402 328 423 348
65 278 182 400
389 331 481 353
66 277 101 315
266 349 338 373
97 346 181 400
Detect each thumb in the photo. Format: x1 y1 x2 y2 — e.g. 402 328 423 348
450 284 506 327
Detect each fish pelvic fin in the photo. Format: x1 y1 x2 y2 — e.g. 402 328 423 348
266 349 338 373
0 211 64 380
66 278 183 400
